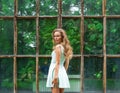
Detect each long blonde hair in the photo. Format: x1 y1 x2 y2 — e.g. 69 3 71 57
52 28 73 60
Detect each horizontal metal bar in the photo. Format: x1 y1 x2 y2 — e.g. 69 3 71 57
0 54 120 58
1 15 120 19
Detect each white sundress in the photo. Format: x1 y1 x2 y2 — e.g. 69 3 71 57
46 44 70 88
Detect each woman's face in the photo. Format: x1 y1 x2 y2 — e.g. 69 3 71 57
53 31 62 44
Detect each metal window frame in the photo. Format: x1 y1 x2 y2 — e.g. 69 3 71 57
0 0 120 93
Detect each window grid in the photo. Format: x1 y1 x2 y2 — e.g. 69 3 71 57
0 0 120 93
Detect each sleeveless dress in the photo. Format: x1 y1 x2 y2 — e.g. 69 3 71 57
46 44 70 88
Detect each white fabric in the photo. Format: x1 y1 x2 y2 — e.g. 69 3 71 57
46 44 70 88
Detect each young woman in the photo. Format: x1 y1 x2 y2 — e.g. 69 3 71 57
46 28 73 93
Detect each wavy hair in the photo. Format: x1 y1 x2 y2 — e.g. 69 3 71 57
52 28 73 60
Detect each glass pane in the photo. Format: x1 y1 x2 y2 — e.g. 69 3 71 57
67 58 81 93
0 58 13 93
18 0 36 16
84 19 103 54
107 58 120 93
17 20 36 55
62 0 80 15
62 19 81 54
39 19 57 54
84 57 103 93
40 0 57 15
68 57 80 75
0 20 13 55
0 0 14 16
66 75 80 92
106 0 120 15
17 58 36 93
106 19 120 54
84 0 102 15
33 58 50 92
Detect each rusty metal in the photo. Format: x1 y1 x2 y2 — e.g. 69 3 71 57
1 54 120 58
0 16 14 19
1 15 120 20
0 0 120 93
103 17 107 93
13 0 18 93
36 0 40 93
80 0 84 93
57 0 62 28
103 0 107 93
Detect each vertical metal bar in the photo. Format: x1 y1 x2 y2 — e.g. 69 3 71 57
57 0 62 28
102 0 107 93
80 0 84 93
36 57 39 93
13 0 18 93
103 17 107 93
36 0 40 93
13 57 17 93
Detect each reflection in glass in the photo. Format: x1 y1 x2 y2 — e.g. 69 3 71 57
68 57 80 75
84 18 103 54
0 20 13 55
17 58 35 93
0 58 13 93
39 19 57 54
106 0 120 15
84 57 103 93
62 19 81 54
17 20 36 55
62 0 80 15
40 0 57 15
107 19 120 54
0 0 14 16
84 0 102 15
107 58 120 93
18 0 36 16
33 58 51 92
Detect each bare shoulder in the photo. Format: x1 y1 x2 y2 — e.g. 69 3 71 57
55 44 64 53
55 44 64 49
55 44 61 50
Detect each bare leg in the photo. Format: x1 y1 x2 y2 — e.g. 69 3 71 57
51 87 59 93
60 88 64 93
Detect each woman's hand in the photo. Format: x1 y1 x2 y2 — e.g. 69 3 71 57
52 78 59 88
